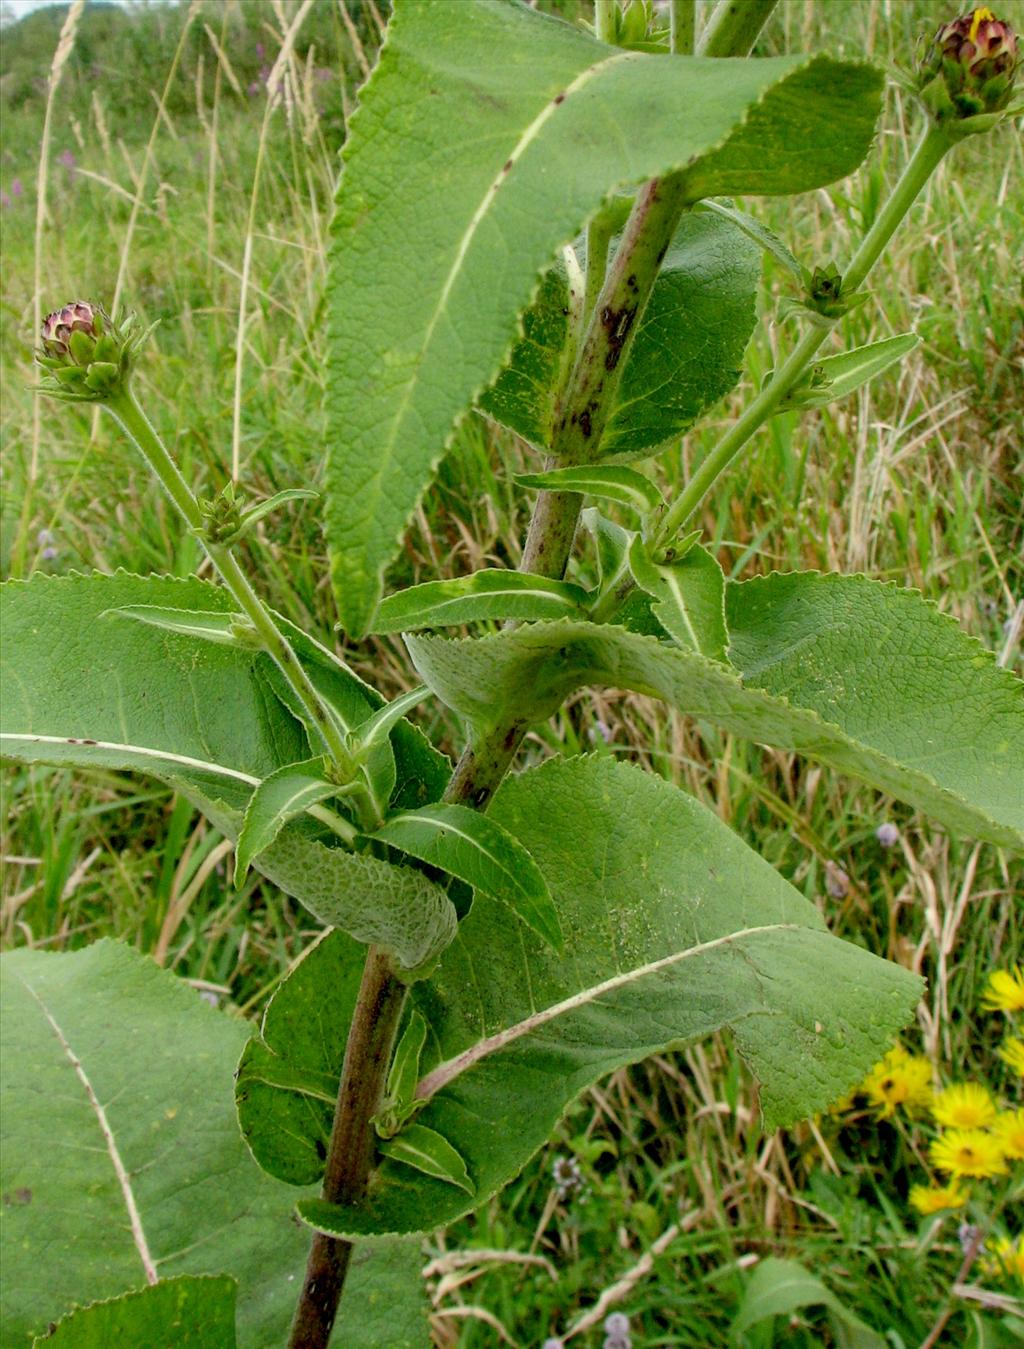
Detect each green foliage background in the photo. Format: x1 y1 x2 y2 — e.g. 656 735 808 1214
1 0 1021 1344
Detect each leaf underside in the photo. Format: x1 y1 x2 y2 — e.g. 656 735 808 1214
405 573 1024 848
326 0 883 634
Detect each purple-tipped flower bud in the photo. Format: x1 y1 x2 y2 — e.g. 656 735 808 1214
920 8 1018 120
36 301 152 402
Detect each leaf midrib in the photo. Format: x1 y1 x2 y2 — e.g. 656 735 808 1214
415 921 803 1100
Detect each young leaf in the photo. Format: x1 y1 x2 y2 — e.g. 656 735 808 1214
232 487 319 538
378 1124 475 1194
371 803 561 951
32 1277 238 1348
234 758 344 886
369 570 589 634
293 756 921 1238
350 686 433 755
694 198 804 280
387 1011 428 1113
515 465 663 515
326 0 884 633
777 333 920 410
628 537 730 664
103 603 248 646
582 507 634 592
405 576 1024 849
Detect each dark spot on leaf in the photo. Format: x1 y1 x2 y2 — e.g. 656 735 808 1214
2 1189 32 1206
81 738 97 745
554 92 566 105
503 159 513 173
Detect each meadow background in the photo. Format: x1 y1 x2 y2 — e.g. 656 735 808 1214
1 0 1022 1343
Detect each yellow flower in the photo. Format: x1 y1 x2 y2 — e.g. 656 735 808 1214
981 1235 1024 1285
981 965 1024 1013
930 1128 1007 1179
909 1181 969 1215
992 1109 1024 1161
999 1036 1024 1076
861 1045 933 1117
931 1082 997 1129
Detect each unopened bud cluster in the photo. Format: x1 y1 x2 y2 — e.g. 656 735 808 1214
36 301 151 402
919 7 1018 125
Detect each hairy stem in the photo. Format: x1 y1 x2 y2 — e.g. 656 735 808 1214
669 0 696 55
654 124 951 548
106 387 360 785
286 946 406 1349
445 0 780 808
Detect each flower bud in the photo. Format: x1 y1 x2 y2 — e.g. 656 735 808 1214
36 301 152 402
920 8 1018 121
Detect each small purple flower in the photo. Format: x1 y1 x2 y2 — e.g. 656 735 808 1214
41 547 59 561
875 822 900 848
604 1310 632 1347
58 149 76 170
11 178 24 198
247 80 261 96
1 191 11 209
37 529 56 546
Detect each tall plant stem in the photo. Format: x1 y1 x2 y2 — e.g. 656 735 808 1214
447 2 779 808
654 124 951 548
669 0 696 55
105 387 359 782
286 946 407 1349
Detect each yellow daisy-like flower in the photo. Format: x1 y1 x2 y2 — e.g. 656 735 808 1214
981 1235 1024 1285
909 1181 969 1215
930 1128 1007 1179
981 965 1024 1013
861 1045 933 1117
931 1082 997 1129
999 1036 1024 1076
992 1109 1024 1161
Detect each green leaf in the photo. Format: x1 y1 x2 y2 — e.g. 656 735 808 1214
405 577 1024 848
0 573 457 972
371 803 562 951
295 756 920 1237
731 1257 886 1346
233 759 342 886
515 465 663 515
351 686 433 755
628 538 729 663
582 506 634 592
378 1124 475 1194
233 488 319 539
696 197 804 279
778 333 920 410
32 1277 238 1348
1 574 306 807
104 604 249 646
480 212 759 460
326 0 884 633
370 570 589 634
380 1011 429 1134
0 940 424 1347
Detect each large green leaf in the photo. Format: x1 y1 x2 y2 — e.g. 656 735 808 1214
0 941 426 1347
0 574 457 971
326 0 883 634
289 756 920 1237
480 212 760 459
32 1277 238 1348
405 575 1024 848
